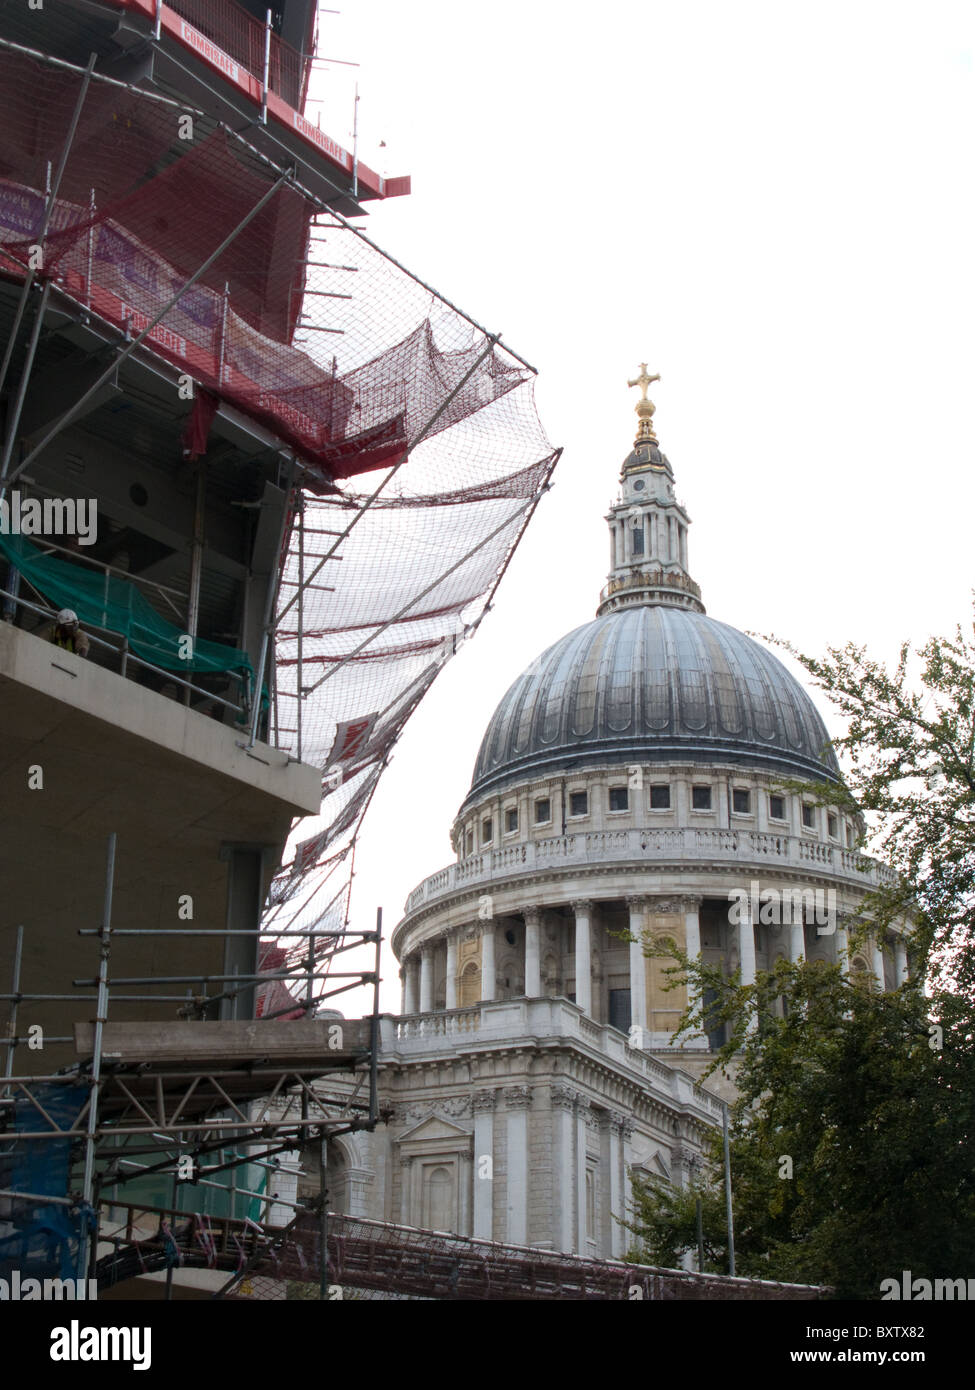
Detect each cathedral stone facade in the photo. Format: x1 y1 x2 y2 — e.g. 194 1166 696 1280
290 371 904 1258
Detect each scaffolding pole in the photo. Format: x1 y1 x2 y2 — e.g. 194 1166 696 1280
77 832 116 1282
0 52 96 407
2 925 25 1081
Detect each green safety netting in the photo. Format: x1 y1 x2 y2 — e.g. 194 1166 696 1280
0 531 254 682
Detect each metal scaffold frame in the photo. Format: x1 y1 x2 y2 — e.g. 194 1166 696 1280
0 833 385 1298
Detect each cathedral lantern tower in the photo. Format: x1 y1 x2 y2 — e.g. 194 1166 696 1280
600 366 704 617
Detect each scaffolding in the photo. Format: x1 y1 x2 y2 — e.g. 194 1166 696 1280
0 16 559 1300
0 34 559 1015
0 833 384 1296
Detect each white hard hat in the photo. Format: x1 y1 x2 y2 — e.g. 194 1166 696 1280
56 609 78 625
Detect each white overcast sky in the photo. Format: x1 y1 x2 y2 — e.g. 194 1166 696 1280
303 1 975 1014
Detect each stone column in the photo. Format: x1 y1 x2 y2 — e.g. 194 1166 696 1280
683 897 702 962
419 943 434 1013
399 966 407 1016
403 954 419 1015
266 1149 300 1228
737 897 757 987
834 918 850 975
787 912 805 963
681 896 707 1050
606 1113 625 1258
504 1085 532 1244
552 1085 576 1253
480 920 497 1002
445 930 458 1010
870 934 886 991
472 1090 496 1240
627 896 649 1040
400 1155 413 1224
894 938 909 987
620 1117 635 1247
524 907 542 998
736 895 757 1034
573 899 593 1016
575 1097 590 1254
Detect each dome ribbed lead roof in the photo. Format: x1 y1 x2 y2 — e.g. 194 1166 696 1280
466 606 839 802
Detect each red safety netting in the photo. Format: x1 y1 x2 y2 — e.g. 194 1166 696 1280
0 43 558 1003
0 47 532 487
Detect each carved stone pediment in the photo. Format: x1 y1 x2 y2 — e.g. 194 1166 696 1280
396 1113 472 1145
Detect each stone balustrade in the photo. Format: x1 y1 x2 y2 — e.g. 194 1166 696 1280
403 826 896 915
381 998 726 1122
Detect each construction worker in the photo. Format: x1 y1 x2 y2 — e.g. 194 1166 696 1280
48 608 90 658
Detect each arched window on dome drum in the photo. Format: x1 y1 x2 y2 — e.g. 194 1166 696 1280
459 960 480 1008
850 956 871 989
631 519 644 557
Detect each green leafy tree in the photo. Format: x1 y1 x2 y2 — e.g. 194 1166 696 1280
624 614 975 1296
621 1171 728 1273
767 618 975 994
626 954 975 1297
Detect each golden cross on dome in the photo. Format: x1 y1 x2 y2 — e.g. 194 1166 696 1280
627 363 660 444
627 363 660 402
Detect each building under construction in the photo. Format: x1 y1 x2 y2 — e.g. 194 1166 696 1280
0 0 564 1299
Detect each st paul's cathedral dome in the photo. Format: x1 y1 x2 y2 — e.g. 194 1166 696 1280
358 367 907 1259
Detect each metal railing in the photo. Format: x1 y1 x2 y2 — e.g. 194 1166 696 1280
26 533 190 625
0 582 248 720
167 0 311 111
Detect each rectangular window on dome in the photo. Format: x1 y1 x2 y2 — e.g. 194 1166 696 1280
534 797 551 825
692 785 712 811
828 813 838 839
631 522 644 557
609 988 632 1034
505 808 518 834
609 786 629 813
802 803 816 830
769 794 786 821
846 823 855 848
569 790 588 817
481 818 493 845
650 784 670 809
465 829 473 855
732 788 750 814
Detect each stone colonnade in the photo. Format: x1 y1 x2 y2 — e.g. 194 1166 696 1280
400 893 907 1023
